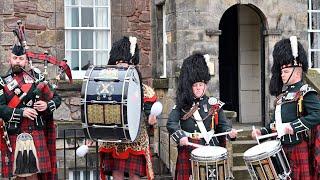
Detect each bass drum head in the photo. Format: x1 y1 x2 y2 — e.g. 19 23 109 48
126 67 142 141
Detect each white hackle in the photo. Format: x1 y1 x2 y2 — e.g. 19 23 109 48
290 36 298 59
203 54 210 63
150 101 163 116
76 144 89 157
129 36 137 57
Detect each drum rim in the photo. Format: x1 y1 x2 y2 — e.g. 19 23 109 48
191 153 228 162
243 140 282 161
190 146 228 161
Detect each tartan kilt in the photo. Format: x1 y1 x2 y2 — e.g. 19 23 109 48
1 118 51 178
100 152 146 177
175 139 201 180
283 140 311 180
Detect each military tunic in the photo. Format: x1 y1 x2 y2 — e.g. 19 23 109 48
260 81 320 179
0 70 61 179
167 95 232 179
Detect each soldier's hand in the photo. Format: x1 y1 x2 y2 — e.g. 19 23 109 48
229 129 238 138
148 115 157 125
23 108 38 120
179 137 189 146
283 123 294 135
33 100 48 112
251 129 261 139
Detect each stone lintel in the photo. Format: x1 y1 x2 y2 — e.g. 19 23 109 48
263 29 283 36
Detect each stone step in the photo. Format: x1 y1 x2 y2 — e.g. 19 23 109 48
232 166 251 180
232 153 246 167
231 140 257 154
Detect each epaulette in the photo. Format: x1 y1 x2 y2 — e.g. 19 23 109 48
300 84 317 97
143 83 155 98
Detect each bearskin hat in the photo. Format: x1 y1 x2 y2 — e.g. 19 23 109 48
176 53 211 110
11 44 25 56
108 36 139 65
269 36 308 96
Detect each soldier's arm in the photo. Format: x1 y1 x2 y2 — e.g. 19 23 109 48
166 106 186 144
216 108 232 133
260 111 274 135
290 91 320 133
47 90 61 113
0 86 23 123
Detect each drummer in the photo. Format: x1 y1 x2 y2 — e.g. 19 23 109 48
251 36 320 179
166 53 238 179
98 36 158 180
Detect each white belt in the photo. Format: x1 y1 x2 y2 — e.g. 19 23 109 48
183 129 215 139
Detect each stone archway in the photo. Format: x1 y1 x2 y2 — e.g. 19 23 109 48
219 4 267 124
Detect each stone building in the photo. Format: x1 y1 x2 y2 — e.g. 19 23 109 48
0 0 320 179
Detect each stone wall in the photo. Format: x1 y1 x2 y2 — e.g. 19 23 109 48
111 0 153 84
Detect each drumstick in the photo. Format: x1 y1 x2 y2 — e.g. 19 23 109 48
210 129 244 138
252 126 260 144
256 132 278 141
187 142 203 148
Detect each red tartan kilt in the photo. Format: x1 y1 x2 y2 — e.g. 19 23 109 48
175 138 201 180
1 118 51 178
283 140 311 180
100 151 146 177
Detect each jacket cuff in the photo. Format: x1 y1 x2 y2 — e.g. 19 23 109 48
47 100 57 112
9 108 23 123
260 127 270 135
290 118 309 133
171 130 186 144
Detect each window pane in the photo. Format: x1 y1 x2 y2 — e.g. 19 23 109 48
81 51 93 70
81 8 93 27
96 7 108 27
96 51 109 66
96 31 108 49
82 0 93 6
95 0 109 6
81 30 93 49
71 30 79 49
66 51 79 70
66 30 79 49
65 7 79 27
65 0 79 5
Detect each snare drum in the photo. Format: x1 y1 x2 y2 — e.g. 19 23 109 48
243 140 291 180
191 146 229 180
81 65 142 142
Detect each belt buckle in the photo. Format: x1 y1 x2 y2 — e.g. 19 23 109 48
191 133 200 139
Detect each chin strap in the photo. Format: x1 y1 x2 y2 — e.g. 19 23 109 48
284 67 296 85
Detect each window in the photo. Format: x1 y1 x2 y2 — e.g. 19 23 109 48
65 0 111 79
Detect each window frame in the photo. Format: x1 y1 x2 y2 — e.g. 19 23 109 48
64 0 111 79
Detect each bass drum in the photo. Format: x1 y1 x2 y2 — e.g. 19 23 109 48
81 65 143 142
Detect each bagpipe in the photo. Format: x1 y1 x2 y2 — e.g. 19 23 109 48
1 20 73 152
